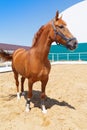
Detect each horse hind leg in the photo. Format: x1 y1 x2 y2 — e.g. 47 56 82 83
13 71 20 99
21 76 25 96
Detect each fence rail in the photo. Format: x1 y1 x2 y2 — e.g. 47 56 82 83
0 52 87 72
48 52 87 62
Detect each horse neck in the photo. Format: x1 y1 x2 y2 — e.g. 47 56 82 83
33 24 53 61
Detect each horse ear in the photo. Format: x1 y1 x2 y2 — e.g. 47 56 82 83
55 10 59 21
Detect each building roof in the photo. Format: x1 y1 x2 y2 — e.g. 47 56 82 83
0 43 30 51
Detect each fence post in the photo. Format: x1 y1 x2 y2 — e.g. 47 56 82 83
67 53 69 61
57 53 59 61
79 53 80 61
52 53 54 62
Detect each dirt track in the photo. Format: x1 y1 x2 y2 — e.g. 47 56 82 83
0 64 87 130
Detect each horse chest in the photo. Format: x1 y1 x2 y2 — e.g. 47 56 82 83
38 66 49 78
30 66 49 80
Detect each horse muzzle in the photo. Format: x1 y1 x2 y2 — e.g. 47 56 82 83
66 38 78 50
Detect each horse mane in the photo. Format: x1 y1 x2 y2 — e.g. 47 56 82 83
32 25 44 47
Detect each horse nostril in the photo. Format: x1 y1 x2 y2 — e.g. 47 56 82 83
75 42 77 45
74 42 77 47
72 42 77 50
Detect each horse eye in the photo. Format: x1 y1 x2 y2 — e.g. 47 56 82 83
59 25 64 29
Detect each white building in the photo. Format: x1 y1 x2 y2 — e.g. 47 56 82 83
61 0 87 43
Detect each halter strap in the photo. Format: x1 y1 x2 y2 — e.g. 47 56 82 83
52 20 76 45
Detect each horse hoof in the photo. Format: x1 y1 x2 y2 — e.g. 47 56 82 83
25 107 30 112
17 95 21 100
17 92 20 100
17 97 20 100
41 105 47 114
42 109 47 114
25 103 30 112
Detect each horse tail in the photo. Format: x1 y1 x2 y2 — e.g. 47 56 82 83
0 49 13 61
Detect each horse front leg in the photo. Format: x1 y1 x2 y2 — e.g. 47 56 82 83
26 79 33 112
41 77 48 113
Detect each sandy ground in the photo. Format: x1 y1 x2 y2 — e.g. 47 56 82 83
0 64 87 130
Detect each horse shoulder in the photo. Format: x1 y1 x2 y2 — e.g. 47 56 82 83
39 60 51 77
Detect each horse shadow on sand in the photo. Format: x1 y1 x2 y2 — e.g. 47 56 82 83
7 90 75 110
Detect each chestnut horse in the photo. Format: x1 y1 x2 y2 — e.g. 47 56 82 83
0 11 78 113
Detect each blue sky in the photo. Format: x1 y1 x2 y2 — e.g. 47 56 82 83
0 0 83 46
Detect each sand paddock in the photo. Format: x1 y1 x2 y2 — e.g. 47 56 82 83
0 64 87 130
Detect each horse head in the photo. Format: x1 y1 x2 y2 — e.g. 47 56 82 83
50 11 78 50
